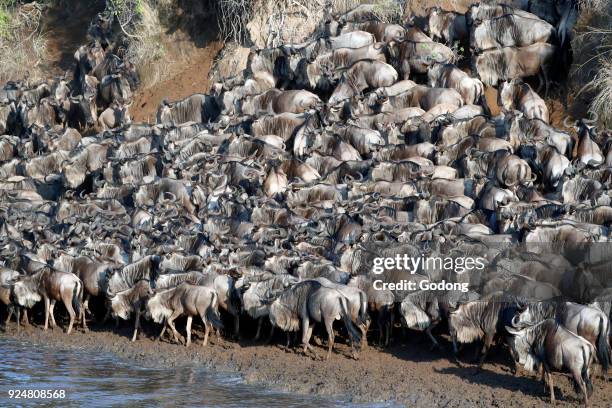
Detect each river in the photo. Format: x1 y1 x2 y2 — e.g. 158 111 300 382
0 337 387 407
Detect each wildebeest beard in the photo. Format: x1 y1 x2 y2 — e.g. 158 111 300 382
451 292 524 344
510 319 560 372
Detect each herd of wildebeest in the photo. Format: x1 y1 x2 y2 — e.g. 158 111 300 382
0 1 611 406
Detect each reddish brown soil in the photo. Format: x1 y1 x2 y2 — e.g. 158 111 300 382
42 1 106 77
130 40 224 123
3 320 611 407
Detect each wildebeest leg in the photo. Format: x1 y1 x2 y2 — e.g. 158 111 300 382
157 323 167 341
43 296 50 331
571 366 589 407
476 333 494 371
384 317 391 347
265 324 275 344
377 316 383 346
546 370 555 403
167 311 183 345
425 325 440 350
254 317 263 341
538 69 550 98
301 317 316 358
4 305 14 328
102 306 112 324
8 306 16 333
203 321 212 346
359 323 368 350
131 309 141 342
81 305 88 332
49 300 57 330
324 316 335 360
185 315 193 347
63 294 76 335
233 313 240 340
83 293 91 315
22 308 29 326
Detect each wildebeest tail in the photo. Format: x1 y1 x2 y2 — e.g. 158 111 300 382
596 316 610 375
339 295 361 347
356 291 369 328
72 279 83 318
207 291 224 331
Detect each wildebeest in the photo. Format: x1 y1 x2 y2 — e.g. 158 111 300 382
341 21 406 43
108 279 154 341
239 89 322 115
97 101 131 131
12 267 86 334
507 319 595 406
328 60 398 105
237 273 298 340
0 267 28 331
449 291 524 369
55 254 112 316
428 63 485 105
499 79 549 121
0 102 16 134
388 36 456 78
513 301 611 377
106 255 161 296
268 280 362 359
156 94 220 126
473 43 556 88
470 13 555 52
427 7 468 45
401 289 480 349
98 73 132 108
146 283 224 346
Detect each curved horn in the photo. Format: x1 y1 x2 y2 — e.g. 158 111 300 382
583 111 599 124
563 116 576 128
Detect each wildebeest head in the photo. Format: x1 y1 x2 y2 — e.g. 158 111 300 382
63 93 98 128
505 324 540 372
156 98 173 125
83 75 99 98
109 279 154 320
145 288 172 323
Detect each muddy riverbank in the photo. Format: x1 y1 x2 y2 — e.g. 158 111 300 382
3 321 611 407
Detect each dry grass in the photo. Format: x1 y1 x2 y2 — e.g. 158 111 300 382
123 0 168 89
0 1 48 84
570 0 612 127
587 57 612 127
371 0 405 23
244 0 403 48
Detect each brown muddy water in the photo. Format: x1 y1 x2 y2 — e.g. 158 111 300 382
0 337 388 407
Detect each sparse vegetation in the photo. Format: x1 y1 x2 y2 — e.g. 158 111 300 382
571 0 612 127
0 1 47 83
215 0 255 44
121 0 168 88
371 0 405 23
588 57 612 127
